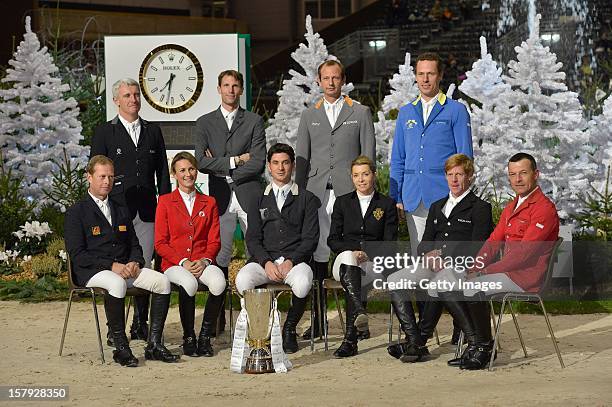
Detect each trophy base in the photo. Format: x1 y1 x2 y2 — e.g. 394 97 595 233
245 347 274 374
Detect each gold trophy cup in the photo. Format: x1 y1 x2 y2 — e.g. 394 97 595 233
243 288 275 374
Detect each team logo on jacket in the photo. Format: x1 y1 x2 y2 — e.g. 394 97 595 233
198 211 205 217
406 119 417 129
118 225 127 231
373 208 384 221
92 226 101 236
259 208 269 220
116 148 122 155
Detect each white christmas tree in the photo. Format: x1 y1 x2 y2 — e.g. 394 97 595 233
489 13 596 219
458 36 512 190
0 17 88 203
586 96 612 189
265 15 353 149
373 52 418 163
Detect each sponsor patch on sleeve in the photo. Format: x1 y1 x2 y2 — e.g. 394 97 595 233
536 223 544 229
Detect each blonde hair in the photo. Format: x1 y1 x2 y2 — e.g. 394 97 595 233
444 154 474 178
351 155 376 173
87 155 114 175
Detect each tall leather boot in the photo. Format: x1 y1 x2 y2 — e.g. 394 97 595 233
197 292 225 357
283 294 308 354
302 261 327 340
451 319 462 345
441 293 482 368
104 294 138 367
178 286 198 356
357 301 370 340
388 290 429 362
333 289 358 358
144 293 180 363
460 300 493 370
419 299 444 343
130 294 150 340
339 264 368 331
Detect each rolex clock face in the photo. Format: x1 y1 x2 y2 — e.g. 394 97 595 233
139 44 204 114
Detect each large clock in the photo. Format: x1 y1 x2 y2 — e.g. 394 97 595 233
139 44 204 114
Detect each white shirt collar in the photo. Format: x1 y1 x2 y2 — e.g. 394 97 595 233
516 186 539 210
117 114 140 130
448 188 471 205
220 105 238 119
88 191 109 206
421 94 438 108
272 181 293 196
323 96 344 109
356 190 374 200
178 188 196 201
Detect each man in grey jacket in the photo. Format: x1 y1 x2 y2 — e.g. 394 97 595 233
194 69 266 332
296 60 375 338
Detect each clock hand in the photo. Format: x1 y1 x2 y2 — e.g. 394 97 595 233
159 73 173 92
166 73 176 102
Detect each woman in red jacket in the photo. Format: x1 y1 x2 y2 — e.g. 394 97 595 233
155 151 225 357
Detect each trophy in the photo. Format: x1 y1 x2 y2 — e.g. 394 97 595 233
243 288 275 374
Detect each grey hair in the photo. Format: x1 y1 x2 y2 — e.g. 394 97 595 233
112 78 140 99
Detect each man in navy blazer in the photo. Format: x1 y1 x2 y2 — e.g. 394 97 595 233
91 78 171 342
390 52 473 258
64 155 178 366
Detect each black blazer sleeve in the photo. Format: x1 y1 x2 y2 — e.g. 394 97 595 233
287 193 320 264
245 198 273 267
153 126 171 195
469 200 494 252
327 196 360 253
383 198 398 241
417 204 438 255
90 124 109 158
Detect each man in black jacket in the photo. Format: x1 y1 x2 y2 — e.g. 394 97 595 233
235 143 320 353
386 154 493 362
64 155 178 367
91 78 171 342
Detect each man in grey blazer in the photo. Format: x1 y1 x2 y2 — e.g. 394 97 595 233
194 70 266 331
296 60 376 338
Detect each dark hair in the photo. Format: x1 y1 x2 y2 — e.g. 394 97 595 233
416 52 444 75
508 152 537 171
87 155 114 175
351 155 376 173
267 143 295 163
171 151 197 174
217 69 244 88
317 60 346 80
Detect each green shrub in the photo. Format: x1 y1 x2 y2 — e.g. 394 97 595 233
0 158 36 249
30 254 63 278
46 237 66 258
573 166 611 241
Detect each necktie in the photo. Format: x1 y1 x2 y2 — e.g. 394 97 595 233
276 189 285 211
100 201 112 225
226 114 233 130
129 123 138 146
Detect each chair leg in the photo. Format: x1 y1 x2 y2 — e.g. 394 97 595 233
59 290 75 357
388 302 393 344
508 300 528 358
90 290 105 364
539 297 565 368
310 284 316 352
324 288 330 351
489 296 508 371
317 283 325 340
333 289 345 336
490 300 501 351
125 296 132 321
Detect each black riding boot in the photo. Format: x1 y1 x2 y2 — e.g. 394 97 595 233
130 294 149 340
104 294 138 367
387 290 429 362
461 300 493 370
356 301 371 340
418 299 444 343
197 292 225 357
333 290 358 358
302 261 327 340
442 293 490 369
144 293 180 363
178 286 197 356
339 264 368 331
283 294 308 354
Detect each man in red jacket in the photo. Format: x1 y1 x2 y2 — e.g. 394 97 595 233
466 152 560 293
